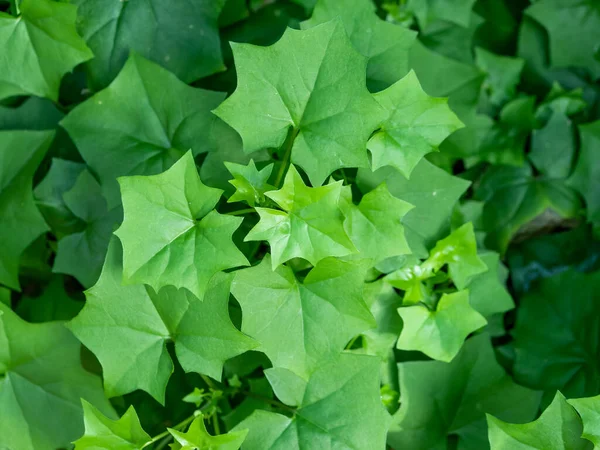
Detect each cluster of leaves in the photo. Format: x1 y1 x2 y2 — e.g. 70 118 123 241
1 0 599 449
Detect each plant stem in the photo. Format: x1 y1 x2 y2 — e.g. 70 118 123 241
212 413 221 435
141 414 197 448
274 128 299 188
225 207 255 216
200 374 217 390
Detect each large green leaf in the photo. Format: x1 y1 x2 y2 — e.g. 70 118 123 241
235 353 390 450
214 20 386 185
61 53 235 207
0 304 114 450
246 166 355 268
231 255 374 380
68 239 256 403
487 392 589 450
72 0 227 89
115 151 248 299
388 334 541 450
0 0 92 101
0 130 53 290
569 395 600 448
569 121 600 227
511 269 600 399
301 0 417 91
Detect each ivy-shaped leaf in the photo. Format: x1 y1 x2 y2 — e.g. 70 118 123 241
225 160 274 207
0 0 92 101
115 151 248 299
61 53 237 206
569 121 600 228
301 0 417 91
246 165 355 268
169 415 248 450
0 304 114 450
368 70 464 178
0 130 53 290
406 0 477 29
569 395 600 448
68 239 256 403
475 47 525 110
214 20 386 185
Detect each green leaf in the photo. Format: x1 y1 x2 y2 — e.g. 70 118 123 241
362 279 403 358
246 165 355 268
301 0 417 91
225 160 274 206
397 290 487 362
367 70 464 178
236 353 390 450
74 400 151 450
406 0 477 28
511 269 600 399
115 151 248 299
476 164 582 253
16 276 82 322
0 0 92 101
213 20 386 185
526 0 600 79
475 47 524 109
68 239 256 403
529 111 576 179
357 159 470 258
0 287 9 306
0 96 63 130
61 53 235 207
569 395 600 448
342 183 413 262
169 415 247 450
53 169 122 288
0 303 114 450
465 252 514 319
72 0 227 89
569 121 600 227
388 334 541 450
231 255 374 380
487 392 589 450
0 130 53 290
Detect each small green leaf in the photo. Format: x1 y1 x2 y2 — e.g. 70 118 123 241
569 395 600 448
475 47 525 109
407 0 477 29
16 276 82 323
397 290 487 362
169 415 247 450
529 111 576 179
0 0 92 101
115 152 248 299
569 121 600 227
225 160 274 206
74 400 151 450
368 71 464 177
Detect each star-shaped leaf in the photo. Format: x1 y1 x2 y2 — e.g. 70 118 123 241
367 71 464 178
301 0 417 91
0 0 92 101
74 400 151 450
0 304 114 450
475 48 525 110
569 395 600 448
0 130 53 290
61 53 236 206
388 334 541 450
115 151 248 299
407 0 477 29
169 415 248 450
245 165 355 268
68 238 256 403
72 0 226 89
213 20 386 185
225 160 274 206
231 255 374 380
487 392 589 450
397 290 487 362
569 121 600 228
236 353 391 450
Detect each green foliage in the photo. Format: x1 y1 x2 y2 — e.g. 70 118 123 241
1 0 600 448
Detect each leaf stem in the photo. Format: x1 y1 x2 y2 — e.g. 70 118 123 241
274 128 299 188
225 207 255 216
212 413 221 435
141 413 197 448
200 374 218 390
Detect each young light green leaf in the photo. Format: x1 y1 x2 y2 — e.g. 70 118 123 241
368 71 464 177
487 392 588 450
301 0 417 91
115 152 248 299
68 239 256 403
246 165 355 268
343 183 413 262
236 354 390 450
231 255 374 380
72 0 226 89
568 395 600 448
0 130 53 290
73 400 151 450
389 334 541 450
225 160 274 206
213 20 386 185
61 53 236 206
169 415 247 450
0 304 114 450
569 121 600 227
0 0 92 101
397 290 487 362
